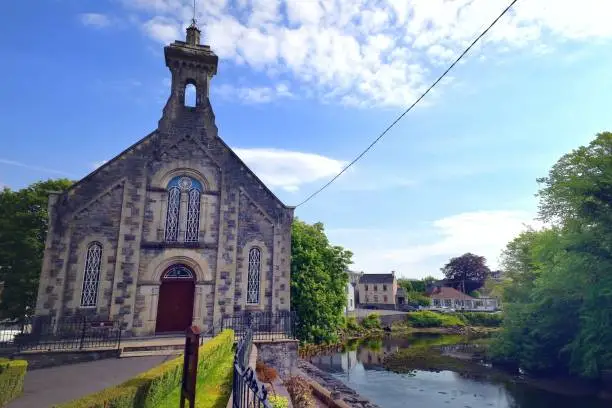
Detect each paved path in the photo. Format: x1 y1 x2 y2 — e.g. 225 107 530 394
9 355 176 408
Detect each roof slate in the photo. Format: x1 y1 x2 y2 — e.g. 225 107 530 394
359 273 395 284
428 286 475 300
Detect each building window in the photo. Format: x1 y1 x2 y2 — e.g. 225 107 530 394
374 295 379 303
374 285 378 291
185 188 201 242
433 299 441 307
365 284 368 291
165 176 203 242
350 299 353 307
383 284 387 291
246 247 261 304
80 242 102 307
384 295 388 303
165 186 180 242
444 299 452 307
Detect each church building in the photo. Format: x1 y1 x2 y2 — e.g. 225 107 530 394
34 22 294 336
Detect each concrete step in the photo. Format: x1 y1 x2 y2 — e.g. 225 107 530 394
119 343 185 358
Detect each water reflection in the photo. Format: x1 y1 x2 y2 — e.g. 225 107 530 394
308 335 608 408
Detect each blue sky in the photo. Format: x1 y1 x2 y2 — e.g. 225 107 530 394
1 0 612 278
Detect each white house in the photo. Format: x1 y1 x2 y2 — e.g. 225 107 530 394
428 287 499 311
345 281 355 313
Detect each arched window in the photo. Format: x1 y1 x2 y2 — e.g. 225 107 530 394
246 247 261 305
165 186 181 242
81 242 102 307
165 176 203 243
163 265 194 279
185 188 201 242
185 83 196 107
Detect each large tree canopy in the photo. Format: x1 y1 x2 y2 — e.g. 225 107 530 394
291 219 352 344
491 132 612 378
0 179 73 319
440 253 490 293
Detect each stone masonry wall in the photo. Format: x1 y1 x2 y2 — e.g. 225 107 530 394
256 340 299 379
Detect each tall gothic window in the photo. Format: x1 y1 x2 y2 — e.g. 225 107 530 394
246 247 261 305
164 176 203 242
80 242 102 307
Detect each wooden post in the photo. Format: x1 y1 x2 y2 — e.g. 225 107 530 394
180 325 201 408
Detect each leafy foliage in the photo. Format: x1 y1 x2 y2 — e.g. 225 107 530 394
491 132 612 379
405 291 432 306
406 311 465 328
360 313 381 329
0 179 73 319
268 395 290 408
285 376 316 408
291 219 352 344
0 358 27 407
441 253 491 293
458 312 503 327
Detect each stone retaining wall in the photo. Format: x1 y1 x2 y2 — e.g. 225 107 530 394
297 359 381 408
256 339 298 379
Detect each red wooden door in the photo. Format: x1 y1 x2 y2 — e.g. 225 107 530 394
155 280 195 333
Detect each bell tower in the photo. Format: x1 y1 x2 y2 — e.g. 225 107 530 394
160 18 219 125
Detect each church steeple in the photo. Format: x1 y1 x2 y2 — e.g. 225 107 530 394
159 11 219 125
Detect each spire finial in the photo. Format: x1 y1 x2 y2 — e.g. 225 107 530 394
185 0 200 45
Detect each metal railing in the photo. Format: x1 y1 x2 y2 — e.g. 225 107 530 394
0 316 122 352
232 328 271 408
223 311 296 341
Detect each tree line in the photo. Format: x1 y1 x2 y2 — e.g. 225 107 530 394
489 131 612 379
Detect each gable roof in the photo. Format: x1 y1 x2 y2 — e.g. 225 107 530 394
359 273 395 284
428 286 475 300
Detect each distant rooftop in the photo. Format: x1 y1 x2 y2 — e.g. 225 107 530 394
359 273 395 284
428 286 475 300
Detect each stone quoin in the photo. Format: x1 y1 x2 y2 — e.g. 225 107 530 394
34 21 294 336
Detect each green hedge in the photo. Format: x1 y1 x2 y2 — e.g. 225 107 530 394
0 358 28 407
55 330 234 408
458 312 503 327
406 311 465 328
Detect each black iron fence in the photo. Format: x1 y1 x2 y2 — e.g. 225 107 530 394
0 316 122 352
232 328 271 408
222 311 296 341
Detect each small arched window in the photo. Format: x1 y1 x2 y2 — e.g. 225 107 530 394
164 176 203 243
81 242 102 307
246 247 261 305
185 83 196 107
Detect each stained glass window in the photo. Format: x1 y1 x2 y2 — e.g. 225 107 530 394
80 242 102 307
165 176 203 243
246 248 261 304
165 187 180 242
185 188 200 242
164 265 194 279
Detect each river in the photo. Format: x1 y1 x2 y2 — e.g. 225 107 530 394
307 334 608 408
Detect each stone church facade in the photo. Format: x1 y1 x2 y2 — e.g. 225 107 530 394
34 23 294 336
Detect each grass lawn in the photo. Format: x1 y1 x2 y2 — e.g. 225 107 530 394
157 351 234 408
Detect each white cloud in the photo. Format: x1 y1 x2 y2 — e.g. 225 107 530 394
119 0 612 107
328 210 543 278
91 160 108 169
0 159 76 177
214 83 294 104
233 148 346 192
79 13 112 28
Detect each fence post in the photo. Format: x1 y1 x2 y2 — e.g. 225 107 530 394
180 326 201 408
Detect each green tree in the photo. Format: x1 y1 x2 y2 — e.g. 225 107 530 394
290 219 352 344
0 179 73 319
397 278 413 293
491 132 612 378
440 253 490 293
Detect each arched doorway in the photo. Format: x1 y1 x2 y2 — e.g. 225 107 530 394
155 264 195 334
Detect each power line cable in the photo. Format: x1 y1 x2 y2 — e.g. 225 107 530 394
294 0 520 208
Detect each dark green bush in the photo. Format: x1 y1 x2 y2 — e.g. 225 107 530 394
0 358 27 407
406 311 465 328
361 313 381 329
55 330 234 408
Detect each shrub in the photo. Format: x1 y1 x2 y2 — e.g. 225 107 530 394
361 313 381 329
268 395 290 408
459 312 503 327
0 358 27 407
343 316 360 332
405 292 432 307
256 360 278 395
285 376 316 408
406 311 465 328
56 330 234 408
